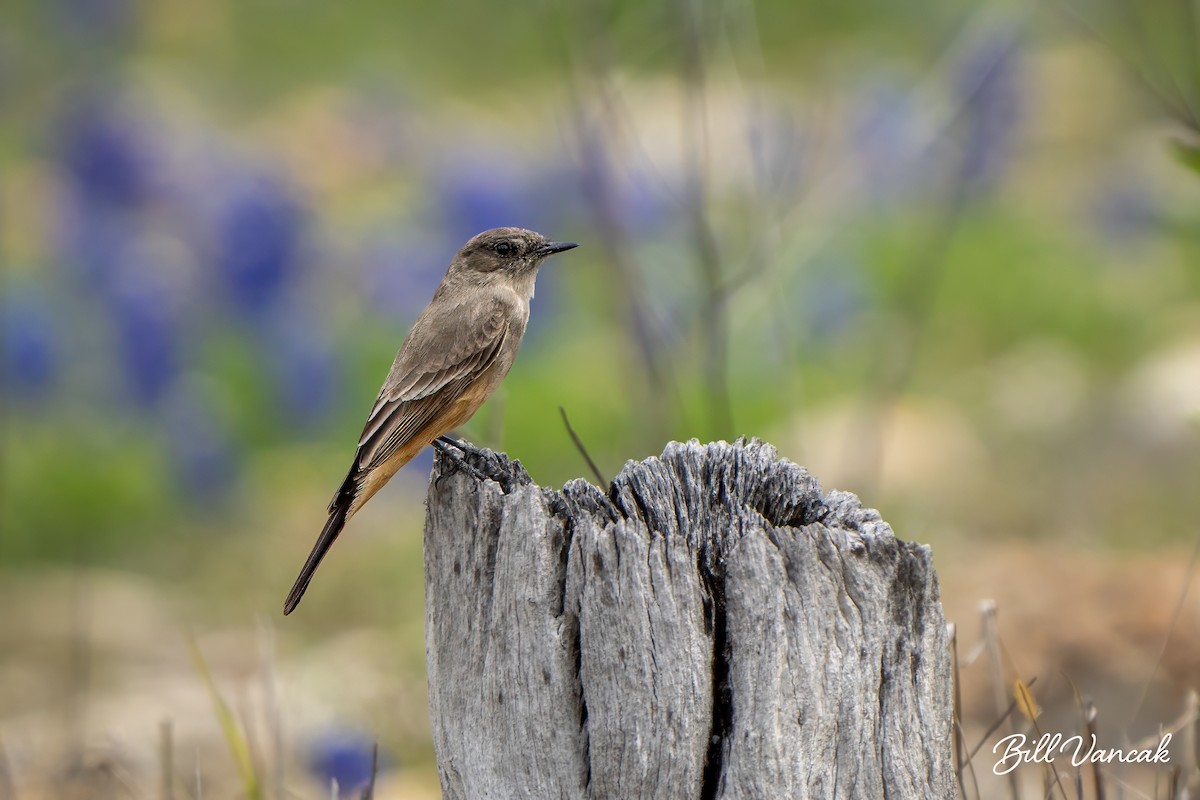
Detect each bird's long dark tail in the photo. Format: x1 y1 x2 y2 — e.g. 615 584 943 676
284 499 351 615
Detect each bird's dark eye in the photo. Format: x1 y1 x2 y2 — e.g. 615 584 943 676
493 241 517 257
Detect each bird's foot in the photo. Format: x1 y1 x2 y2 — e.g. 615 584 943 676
432 437 497 486
436 436 489 459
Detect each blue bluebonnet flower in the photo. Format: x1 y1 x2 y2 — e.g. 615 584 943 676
357 229 448 318
53 91 160 295
260 304 338 431
435 148 555 245
57 92 150 210
956 28 1023 198
163 381 239 502
214 172 306 317
850 79 924 205
574 120 672 235
434 147 576 345
107 263 180 409
1 286 60 402
309 729 383 794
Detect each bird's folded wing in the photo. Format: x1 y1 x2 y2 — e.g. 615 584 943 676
355 335 505 473
338 298 510 497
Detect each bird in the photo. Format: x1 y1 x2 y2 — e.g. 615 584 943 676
284 227 578 614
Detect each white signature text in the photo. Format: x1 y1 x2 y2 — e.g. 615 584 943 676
992 733 1171 775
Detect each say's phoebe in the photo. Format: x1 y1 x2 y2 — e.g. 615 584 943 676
283 227 578 614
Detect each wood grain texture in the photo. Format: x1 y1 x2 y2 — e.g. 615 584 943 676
424 439 953 800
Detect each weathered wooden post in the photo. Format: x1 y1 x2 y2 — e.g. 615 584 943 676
424 438 953 799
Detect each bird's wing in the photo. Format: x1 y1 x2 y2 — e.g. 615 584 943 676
354 336 505 473
340 296 511 494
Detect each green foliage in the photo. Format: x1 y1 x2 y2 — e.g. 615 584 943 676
0 420 174 562
187 634 263 800
1172 138 1200 176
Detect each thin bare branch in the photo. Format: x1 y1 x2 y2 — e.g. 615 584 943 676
559 406 608 486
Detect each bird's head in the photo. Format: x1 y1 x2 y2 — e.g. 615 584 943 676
452 228 578 281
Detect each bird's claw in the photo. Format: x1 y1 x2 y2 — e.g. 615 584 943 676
432 437 496 486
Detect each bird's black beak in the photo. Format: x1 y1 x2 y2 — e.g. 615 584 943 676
536 241 578 256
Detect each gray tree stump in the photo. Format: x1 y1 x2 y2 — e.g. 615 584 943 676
424 438 953 800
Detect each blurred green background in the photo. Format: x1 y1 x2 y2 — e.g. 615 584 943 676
2 0 1199 796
